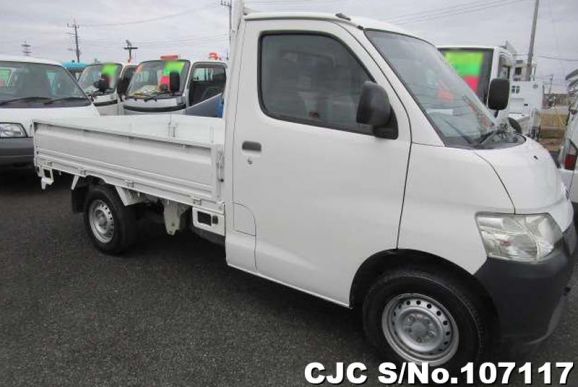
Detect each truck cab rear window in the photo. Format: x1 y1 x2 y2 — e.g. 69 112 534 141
259 33 371 132
189 64 226 106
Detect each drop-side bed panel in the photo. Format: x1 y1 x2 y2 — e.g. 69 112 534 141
33 115 224 208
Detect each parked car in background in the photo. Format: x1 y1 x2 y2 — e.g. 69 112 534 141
123 56 226 115
78 62 137 115
0 55 99 169
34 10 576 370
509 80 544 138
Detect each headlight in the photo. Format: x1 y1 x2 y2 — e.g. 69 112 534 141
0 123 26 138
476 213 563 262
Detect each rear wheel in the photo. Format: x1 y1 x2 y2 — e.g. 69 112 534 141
363 268 492 371
83 185 137 254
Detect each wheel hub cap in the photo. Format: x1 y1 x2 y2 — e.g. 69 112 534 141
88 200 115 243
382 293 459 366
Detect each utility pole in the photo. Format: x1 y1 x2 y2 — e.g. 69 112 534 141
526 0 539 81
124 40 139 63
67 20 81 63
21 41 31 56
221 0 232 59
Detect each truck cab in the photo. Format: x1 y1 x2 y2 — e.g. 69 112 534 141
438 46 515 130
122 56 226 115
78 62 137 115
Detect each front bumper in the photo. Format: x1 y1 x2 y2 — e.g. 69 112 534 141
475 222 577 353
0 137 33 167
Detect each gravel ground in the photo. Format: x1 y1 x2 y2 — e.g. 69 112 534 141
0 169 576 386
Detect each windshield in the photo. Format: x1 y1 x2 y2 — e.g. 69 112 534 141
366 32 519 148
0 61 90 108
439 48 492 101
126 60 190 98
79 63 122 95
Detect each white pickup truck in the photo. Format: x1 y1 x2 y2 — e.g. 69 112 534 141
34 10 575 369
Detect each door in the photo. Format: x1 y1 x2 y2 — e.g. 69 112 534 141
232 20 411 304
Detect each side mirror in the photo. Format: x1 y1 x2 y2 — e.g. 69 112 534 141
169 71 180 94
356 81 397 139
487 78 510 111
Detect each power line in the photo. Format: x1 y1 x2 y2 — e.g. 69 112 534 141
387 0 529 25
81 33 228 46
515 53 578 62
386 0 505 23
538 55 578 62
83 3 220 27
546 0 566 76
398 0 529 25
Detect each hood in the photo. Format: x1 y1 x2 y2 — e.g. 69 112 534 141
475 138 573 230
0 105 99 136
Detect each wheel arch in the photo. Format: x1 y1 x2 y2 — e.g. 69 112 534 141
349 249 497 319
71 176 104 213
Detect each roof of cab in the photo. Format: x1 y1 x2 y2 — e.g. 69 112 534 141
0 55 64 66
243 11 418 39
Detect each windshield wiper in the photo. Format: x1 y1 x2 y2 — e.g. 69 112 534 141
44 96 88 105
127 92 150 100
0 96 52 106
477 125 508 147
144 91 173 101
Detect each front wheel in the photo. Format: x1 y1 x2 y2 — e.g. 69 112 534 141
83 185 137 254
363 268 493 371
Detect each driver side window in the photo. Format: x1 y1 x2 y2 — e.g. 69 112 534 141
259 33 372 133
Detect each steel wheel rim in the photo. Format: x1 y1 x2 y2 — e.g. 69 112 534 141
88 199 115 243
381 293 459 366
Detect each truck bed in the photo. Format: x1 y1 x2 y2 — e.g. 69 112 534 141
33 115 225 208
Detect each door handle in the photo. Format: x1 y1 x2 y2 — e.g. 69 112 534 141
242 141 262 152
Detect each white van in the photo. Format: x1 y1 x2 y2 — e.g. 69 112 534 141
34 11 575 369
78 62 137 115
123 57 226 115
0 55 98 168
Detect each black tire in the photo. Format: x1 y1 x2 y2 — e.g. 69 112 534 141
363 268 492 373
83 185 137 254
